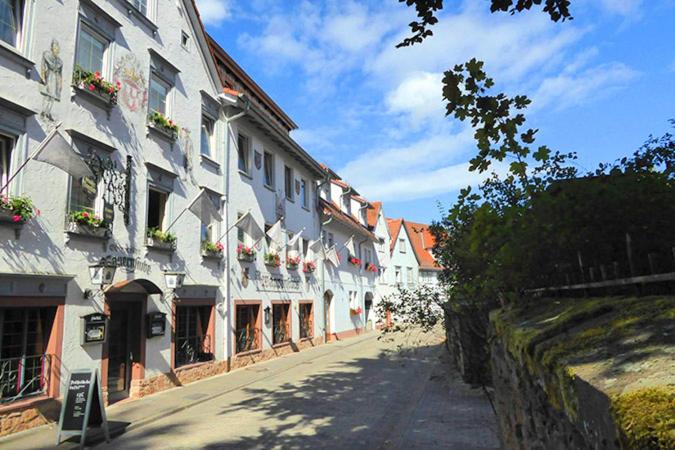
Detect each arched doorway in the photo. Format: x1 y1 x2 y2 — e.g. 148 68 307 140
323 290 333 342
364 292 374 330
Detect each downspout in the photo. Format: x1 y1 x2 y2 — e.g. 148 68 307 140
321 214 333 342
219 95 250 361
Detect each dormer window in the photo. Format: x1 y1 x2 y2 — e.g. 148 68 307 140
342 194 351 215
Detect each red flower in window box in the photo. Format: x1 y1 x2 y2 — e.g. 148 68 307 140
303 261 317 273
286 255 301 269
349 306 363 316
347 255 361 266
365 263 378 273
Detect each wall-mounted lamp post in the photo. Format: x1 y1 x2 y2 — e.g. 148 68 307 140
264 306 271 325
84 263 117 299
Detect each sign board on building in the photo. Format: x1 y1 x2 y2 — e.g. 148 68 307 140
56 369 110 447
146 312 166 338
81 313 108 345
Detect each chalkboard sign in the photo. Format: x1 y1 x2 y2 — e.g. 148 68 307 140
56 369 109 447
146 311 166 338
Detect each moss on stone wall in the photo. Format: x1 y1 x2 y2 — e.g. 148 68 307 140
491 295 675 448
612 387 675 450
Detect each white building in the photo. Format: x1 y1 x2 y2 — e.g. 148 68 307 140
319 172 381 336
386 218 441 288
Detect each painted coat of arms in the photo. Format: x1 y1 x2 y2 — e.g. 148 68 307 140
114 54 148 112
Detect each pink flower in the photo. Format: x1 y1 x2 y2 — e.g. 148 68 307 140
94 71 101 79
12 215 21 222
108 87 114 94
88 84 95 91
168 120 173 126
82 212 89 218
116 81 122 88
36 209 41 216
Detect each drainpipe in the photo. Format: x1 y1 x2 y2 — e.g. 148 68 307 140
321 215 333 342
218 95 250 360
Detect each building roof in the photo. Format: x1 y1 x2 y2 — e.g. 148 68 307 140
367 201 382 229
404 221 441 271
321 199 377 241
386 218 403 253
207 35 298 133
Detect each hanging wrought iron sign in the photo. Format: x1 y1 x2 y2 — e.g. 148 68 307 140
86 153 132 224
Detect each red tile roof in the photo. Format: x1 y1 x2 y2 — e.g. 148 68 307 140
404 221 441 271
386 218 403 253
331 179 350 189
367 201 382 229
321 199 377 241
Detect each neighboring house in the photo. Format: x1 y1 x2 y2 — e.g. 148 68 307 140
403 221 442 286
366 201 393 323
0 0 227 431
386 218 420 290
319 171 380 336
208 38 326 362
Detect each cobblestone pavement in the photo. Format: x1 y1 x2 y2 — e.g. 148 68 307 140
91 329 499 450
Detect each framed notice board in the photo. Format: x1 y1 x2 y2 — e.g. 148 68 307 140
56 369 110 447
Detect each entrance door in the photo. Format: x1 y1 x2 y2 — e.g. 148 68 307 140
107 301 142 403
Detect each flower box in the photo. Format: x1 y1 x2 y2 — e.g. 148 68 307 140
73 83 115 109
147 121 178 142
72 67 120 112
67 221 110 239
146 236 176 251
347 255 361 267
264 252 281 268
0 209 23 225
147 111 179 142
303 262 317 274
365 263 379 273
350 306 363 316
201 248 223 259
286 256 301 270
237 252 256 263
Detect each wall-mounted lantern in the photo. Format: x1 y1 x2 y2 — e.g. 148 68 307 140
163 272 185 290
264 306 271 325
84 263 117 299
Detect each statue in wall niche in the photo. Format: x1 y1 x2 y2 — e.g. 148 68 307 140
39 39 63 122
114 54 148 113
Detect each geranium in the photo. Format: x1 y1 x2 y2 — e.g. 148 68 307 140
286 255 301 268
69 209 109 229
303 261 317 273
236 244 256 256
147 227 177 244
0 195 38 223
203 241 224 253
264 252 281 267
365 263 379 273
347 255 361 266
148 111 180 134
73 66 121 105
350 306 363 315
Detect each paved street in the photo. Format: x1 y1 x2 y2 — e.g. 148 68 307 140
92 330 499 450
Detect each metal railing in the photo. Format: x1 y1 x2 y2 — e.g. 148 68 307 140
0 354 51 403
235 328 260 353
272 323 290 345
175 335 214 368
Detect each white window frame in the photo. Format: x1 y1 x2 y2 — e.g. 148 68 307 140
200 114 216 159
263 151 274 188
399 238 406 253
237 133 250 175
148 71 172 117
146 185 170 232
0 0 25 49
0 132 15 197
284 165 294 201
67 173 104 220
75 20 110 77
300 178 308 209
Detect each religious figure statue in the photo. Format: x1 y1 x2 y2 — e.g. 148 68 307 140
40 39 63 121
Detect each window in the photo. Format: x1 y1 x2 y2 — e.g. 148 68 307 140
181 31 189 49
322 231 334 248
0 0 23 48
148 73 170 115
237 133 250 174
300 179 308 209
237 212 246 245
263 152 274 188
342 194 351 215
0 307 56 401
68 174 101 217
75 24 107 75
299 303 313 339
272 303 290 345
407 267 414 284
132 0 148 16
200 115 215 158
399 238 406 253
284 165 293 201
147 187 168 231
235 304 260 353
395 266 402 284
0 134 14 196
364 249 372 265
175 305 214 368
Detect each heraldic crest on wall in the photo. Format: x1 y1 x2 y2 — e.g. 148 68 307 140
114 54 148 113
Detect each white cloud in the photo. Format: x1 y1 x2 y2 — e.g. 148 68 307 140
195 0 230 26
533 62 639 111
386 72 445 127
599 0 643 15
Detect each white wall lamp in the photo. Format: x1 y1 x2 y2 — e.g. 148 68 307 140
84 263 117 299
163 272 185 290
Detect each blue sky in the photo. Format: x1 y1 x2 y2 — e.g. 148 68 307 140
197 0 675 223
